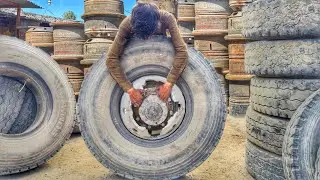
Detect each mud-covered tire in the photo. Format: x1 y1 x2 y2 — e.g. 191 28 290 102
250 77 320 118
242 0 320 40
245 39 320 78
282 89 320 180
0 36 75 175
246 107 289 155
78 36 226 179
246 141 285 180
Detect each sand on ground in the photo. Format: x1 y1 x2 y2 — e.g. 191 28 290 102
1 117 253 180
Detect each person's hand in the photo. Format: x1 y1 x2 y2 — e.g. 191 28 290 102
127 88 144 107
157 82 173 102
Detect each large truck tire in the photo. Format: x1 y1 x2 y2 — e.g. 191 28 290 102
282 89 320 180
250 77 320 118
246 107 289 155
0 36 76 175
78 36 227 179
246 141 285 180
242 0 320 40
245 39 320 78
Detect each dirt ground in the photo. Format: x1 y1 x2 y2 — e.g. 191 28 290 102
1 117 253 180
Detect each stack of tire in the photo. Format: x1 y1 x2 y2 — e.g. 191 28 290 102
242 0 320 179
176 0 195 46
25 26 54 55
81 0 125 75
193 0 231 104
224 1 253 117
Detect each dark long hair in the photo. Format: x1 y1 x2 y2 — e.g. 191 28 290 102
131 3 160 39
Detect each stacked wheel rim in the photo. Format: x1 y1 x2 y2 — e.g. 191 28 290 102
82 0 125 76
177 0 195 46
25 26 54 55
193 0 231 105
225 11 252 117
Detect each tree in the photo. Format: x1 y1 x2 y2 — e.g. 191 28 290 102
63 11 76 20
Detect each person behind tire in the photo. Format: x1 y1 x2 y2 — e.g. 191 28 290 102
106 3 188 107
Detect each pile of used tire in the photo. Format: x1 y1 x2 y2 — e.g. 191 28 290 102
243 0 320 179
0 36 76 175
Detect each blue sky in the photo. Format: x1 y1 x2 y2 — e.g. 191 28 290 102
23 0 136 20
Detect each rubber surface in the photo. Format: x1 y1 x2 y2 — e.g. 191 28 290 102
78 36 227 179
246 107 289 155
242 0 320 40
246 141 285 180
250 77 320 118
0 36 76 175
282 88 320 180
0 76 37 134
245 39 320 78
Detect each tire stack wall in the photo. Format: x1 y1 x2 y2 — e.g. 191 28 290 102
82 0 125 75
177 0 195 46
224 4 253 117
193 0 231 105
25 26 54 55
242 0 320 179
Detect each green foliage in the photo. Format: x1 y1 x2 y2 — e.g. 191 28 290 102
63 11 76 20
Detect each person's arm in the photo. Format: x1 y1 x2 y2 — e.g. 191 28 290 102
163 12 188 85
106 16 133 92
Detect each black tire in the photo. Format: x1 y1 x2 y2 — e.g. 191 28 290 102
78 36 226 179
0 36 75 175
246 107 289 155
246 141 285 180
245 39 320 78
250 77 320 118
242 0 320 40
282 89 320 180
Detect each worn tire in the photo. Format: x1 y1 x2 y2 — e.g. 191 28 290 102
0 76 37 134
250 77 320 118
78 36 226 179
0 36 75 175
246 141 285 180
242 0 320 40
246 107 289 155
245 39 320 78
282 89 320 180
316 148 320 180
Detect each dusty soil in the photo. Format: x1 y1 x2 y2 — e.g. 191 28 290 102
1 117 253 180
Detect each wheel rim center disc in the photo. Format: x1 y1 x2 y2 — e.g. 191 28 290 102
139 95 168 126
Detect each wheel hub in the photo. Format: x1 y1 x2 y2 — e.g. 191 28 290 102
139 95 168 126
120 76 186 140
